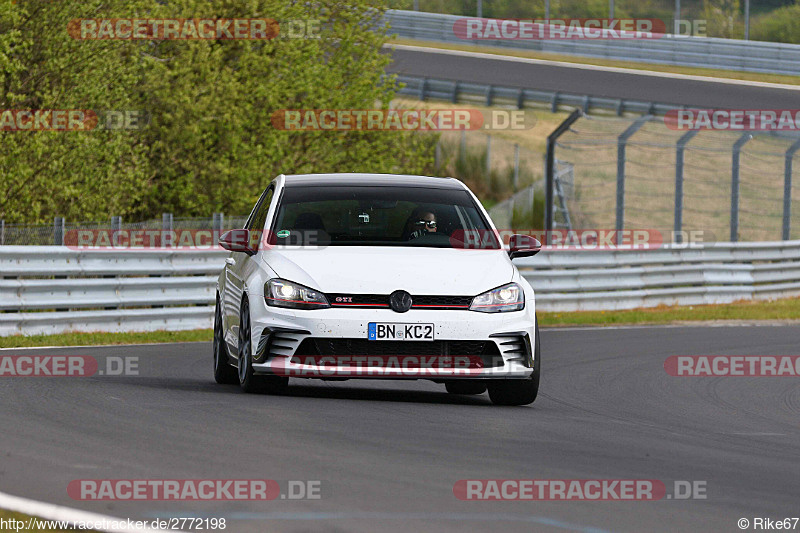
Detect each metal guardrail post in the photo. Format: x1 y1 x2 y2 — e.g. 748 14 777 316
616 115 651 235
731 133 753 242
783 139 800 240
545 109 582 243
674 129 699 243
460 129 466 164
53 217 65 246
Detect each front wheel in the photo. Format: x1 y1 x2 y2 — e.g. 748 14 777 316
213 295 238 384
238 298 288 394
488 316 540 406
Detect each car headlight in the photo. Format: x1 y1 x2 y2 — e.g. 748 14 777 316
265 279 330 310
470 283 524 313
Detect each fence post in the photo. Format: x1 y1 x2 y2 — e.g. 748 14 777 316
513 144 520 191
616 115 651 235
53 217 65 246
485 135 492 181
0 220 4 246
111 216 122 247
545 109 582 244
674 129 699 243
162 212 173 248
460 129 466 165
435 141 442 171
784 139 800 240
731 133 753 242
213 212 224 245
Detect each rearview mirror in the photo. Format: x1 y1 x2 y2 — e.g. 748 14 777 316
219 229 257 255
508 234 541 259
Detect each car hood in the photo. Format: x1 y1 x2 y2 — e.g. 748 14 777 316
262 246 514 295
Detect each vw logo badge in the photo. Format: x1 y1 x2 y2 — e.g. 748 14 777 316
389 290 413 313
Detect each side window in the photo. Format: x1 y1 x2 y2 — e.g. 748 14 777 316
245 186 275 232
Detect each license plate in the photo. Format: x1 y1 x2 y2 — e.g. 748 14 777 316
368 323 434 341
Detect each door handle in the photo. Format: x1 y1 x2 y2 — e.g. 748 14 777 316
225 258 236 266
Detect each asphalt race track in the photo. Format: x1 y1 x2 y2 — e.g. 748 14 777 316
386 46 800 109
2 325 800 532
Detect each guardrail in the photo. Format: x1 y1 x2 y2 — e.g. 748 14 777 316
2 243 800 335
395 74 676 116
516 240 800 312
0 247 224 336
386 10 800 76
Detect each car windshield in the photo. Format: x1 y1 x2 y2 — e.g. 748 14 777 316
270 185 500 248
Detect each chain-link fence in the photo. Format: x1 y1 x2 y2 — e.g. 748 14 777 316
551 115 800 242
0 214 248 246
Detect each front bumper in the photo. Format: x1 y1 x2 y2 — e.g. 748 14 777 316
248 297 536 380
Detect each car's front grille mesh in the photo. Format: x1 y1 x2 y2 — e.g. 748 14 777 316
326 293 473 309
290 338 504 367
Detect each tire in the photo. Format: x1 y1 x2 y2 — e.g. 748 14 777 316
213 295 238 384
237 298 288 394
488 316 541 406
445 381 487 395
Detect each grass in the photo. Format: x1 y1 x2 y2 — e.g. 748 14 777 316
0 329 211 349
0 509 89 532
539 297 800 327
387 37 800 86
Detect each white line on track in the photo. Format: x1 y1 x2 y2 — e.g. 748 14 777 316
387 43 800 91
0 341 207 351
0 490 161 532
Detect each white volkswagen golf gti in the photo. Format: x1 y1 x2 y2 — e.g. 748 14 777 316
214 173 542 405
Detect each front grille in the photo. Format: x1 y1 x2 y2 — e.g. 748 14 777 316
292 338 503 367
326 293 473 310
412 295 472 308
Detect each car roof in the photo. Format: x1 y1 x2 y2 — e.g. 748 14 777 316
281 173 464 190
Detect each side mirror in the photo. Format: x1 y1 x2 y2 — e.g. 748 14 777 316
219 229 257 255
508 234 541 259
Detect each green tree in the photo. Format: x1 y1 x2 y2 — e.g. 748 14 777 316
0 0 436 223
